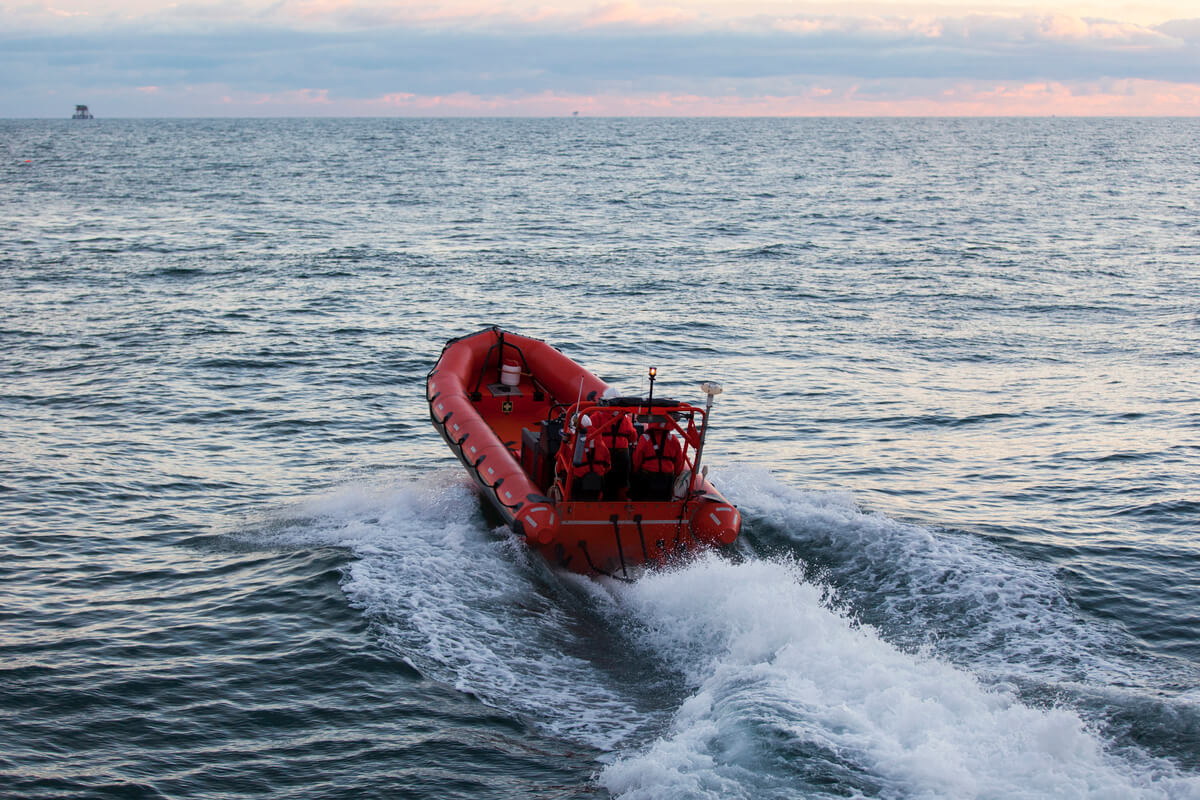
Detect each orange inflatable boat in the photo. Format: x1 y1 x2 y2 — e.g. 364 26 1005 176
427 327 741 578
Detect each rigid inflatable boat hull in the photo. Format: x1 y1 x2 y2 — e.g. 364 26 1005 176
427 327 740 577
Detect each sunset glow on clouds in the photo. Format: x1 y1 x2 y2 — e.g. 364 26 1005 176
3 0 1199 116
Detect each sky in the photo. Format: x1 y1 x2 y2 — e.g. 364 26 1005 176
2 0 1199 116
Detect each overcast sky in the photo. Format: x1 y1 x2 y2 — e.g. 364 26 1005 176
4 0 1199 116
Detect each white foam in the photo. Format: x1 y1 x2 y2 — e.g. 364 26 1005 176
600 555 1200 799
245 469 1199 797
250 471 648 750
715 466 1144 688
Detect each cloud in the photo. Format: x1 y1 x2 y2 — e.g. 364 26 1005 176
9 75 1199 118
756 11 1181 50
1156 17 1200 42
954 13 1179 46
234 87 332 105
2 4 1199 116
768 15 945 39
581 1 694 28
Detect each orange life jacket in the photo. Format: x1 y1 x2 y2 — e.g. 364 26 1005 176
571 435 612 478
593 409 637 450
633 428 683 474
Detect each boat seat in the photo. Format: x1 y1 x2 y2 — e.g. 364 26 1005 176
631 471 675 501
574 472 604 501
521 428 539 470
487 382 522 397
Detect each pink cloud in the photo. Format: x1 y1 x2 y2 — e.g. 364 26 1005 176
263 0 695 30
761 11 1175 47
256 88 331 105
582 1 692 28
352 79 1200 116
290 0 353 18
209 87 334 107
1033 13 1174 44
258 0 574 29
62 75 1200 120
770 15 944 39
849 78 1200 115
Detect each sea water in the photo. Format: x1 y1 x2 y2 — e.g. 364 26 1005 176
1 117 1197 798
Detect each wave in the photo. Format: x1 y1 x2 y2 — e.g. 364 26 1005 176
599 554 1197 799
249 470 1199 799
248 472 656 751
717 468 1127 684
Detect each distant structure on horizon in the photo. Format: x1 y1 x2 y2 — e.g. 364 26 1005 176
72 104 93 120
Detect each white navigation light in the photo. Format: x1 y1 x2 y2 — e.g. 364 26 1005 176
700 381 723 396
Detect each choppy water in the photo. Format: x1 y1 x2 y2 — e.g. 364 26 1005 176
1 117 1197 799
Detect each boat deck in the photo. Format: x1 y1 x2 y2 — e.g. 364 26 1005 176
473 381 553 453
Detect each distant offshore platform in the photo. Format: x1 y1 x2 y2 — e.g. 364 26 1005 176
72 104 94 120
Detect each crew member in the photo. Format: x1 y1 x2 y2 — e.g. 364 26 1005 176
591 408 637 500
631 424 684 501
571 415 611 501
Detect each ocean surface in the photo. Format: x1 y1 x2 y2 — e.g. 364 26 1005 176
1 117 1198 799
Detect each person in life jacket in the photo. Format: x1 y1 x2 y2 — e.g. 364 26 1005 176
570 415 611 501
591 403 637 501
631 423 684 501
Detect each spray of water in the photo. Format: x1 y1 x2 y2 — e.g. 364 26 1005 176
600 554 1196 799
249 469 1199 799
250 471 651 749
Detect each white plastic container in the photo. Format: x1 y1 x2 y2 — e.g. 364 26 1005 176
500 361 521 387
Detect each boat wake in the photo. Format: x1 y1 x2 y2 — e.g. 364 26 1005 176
599 555 1195 799
250 469 1199 799
249 470 664 750
718 467 1148 689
